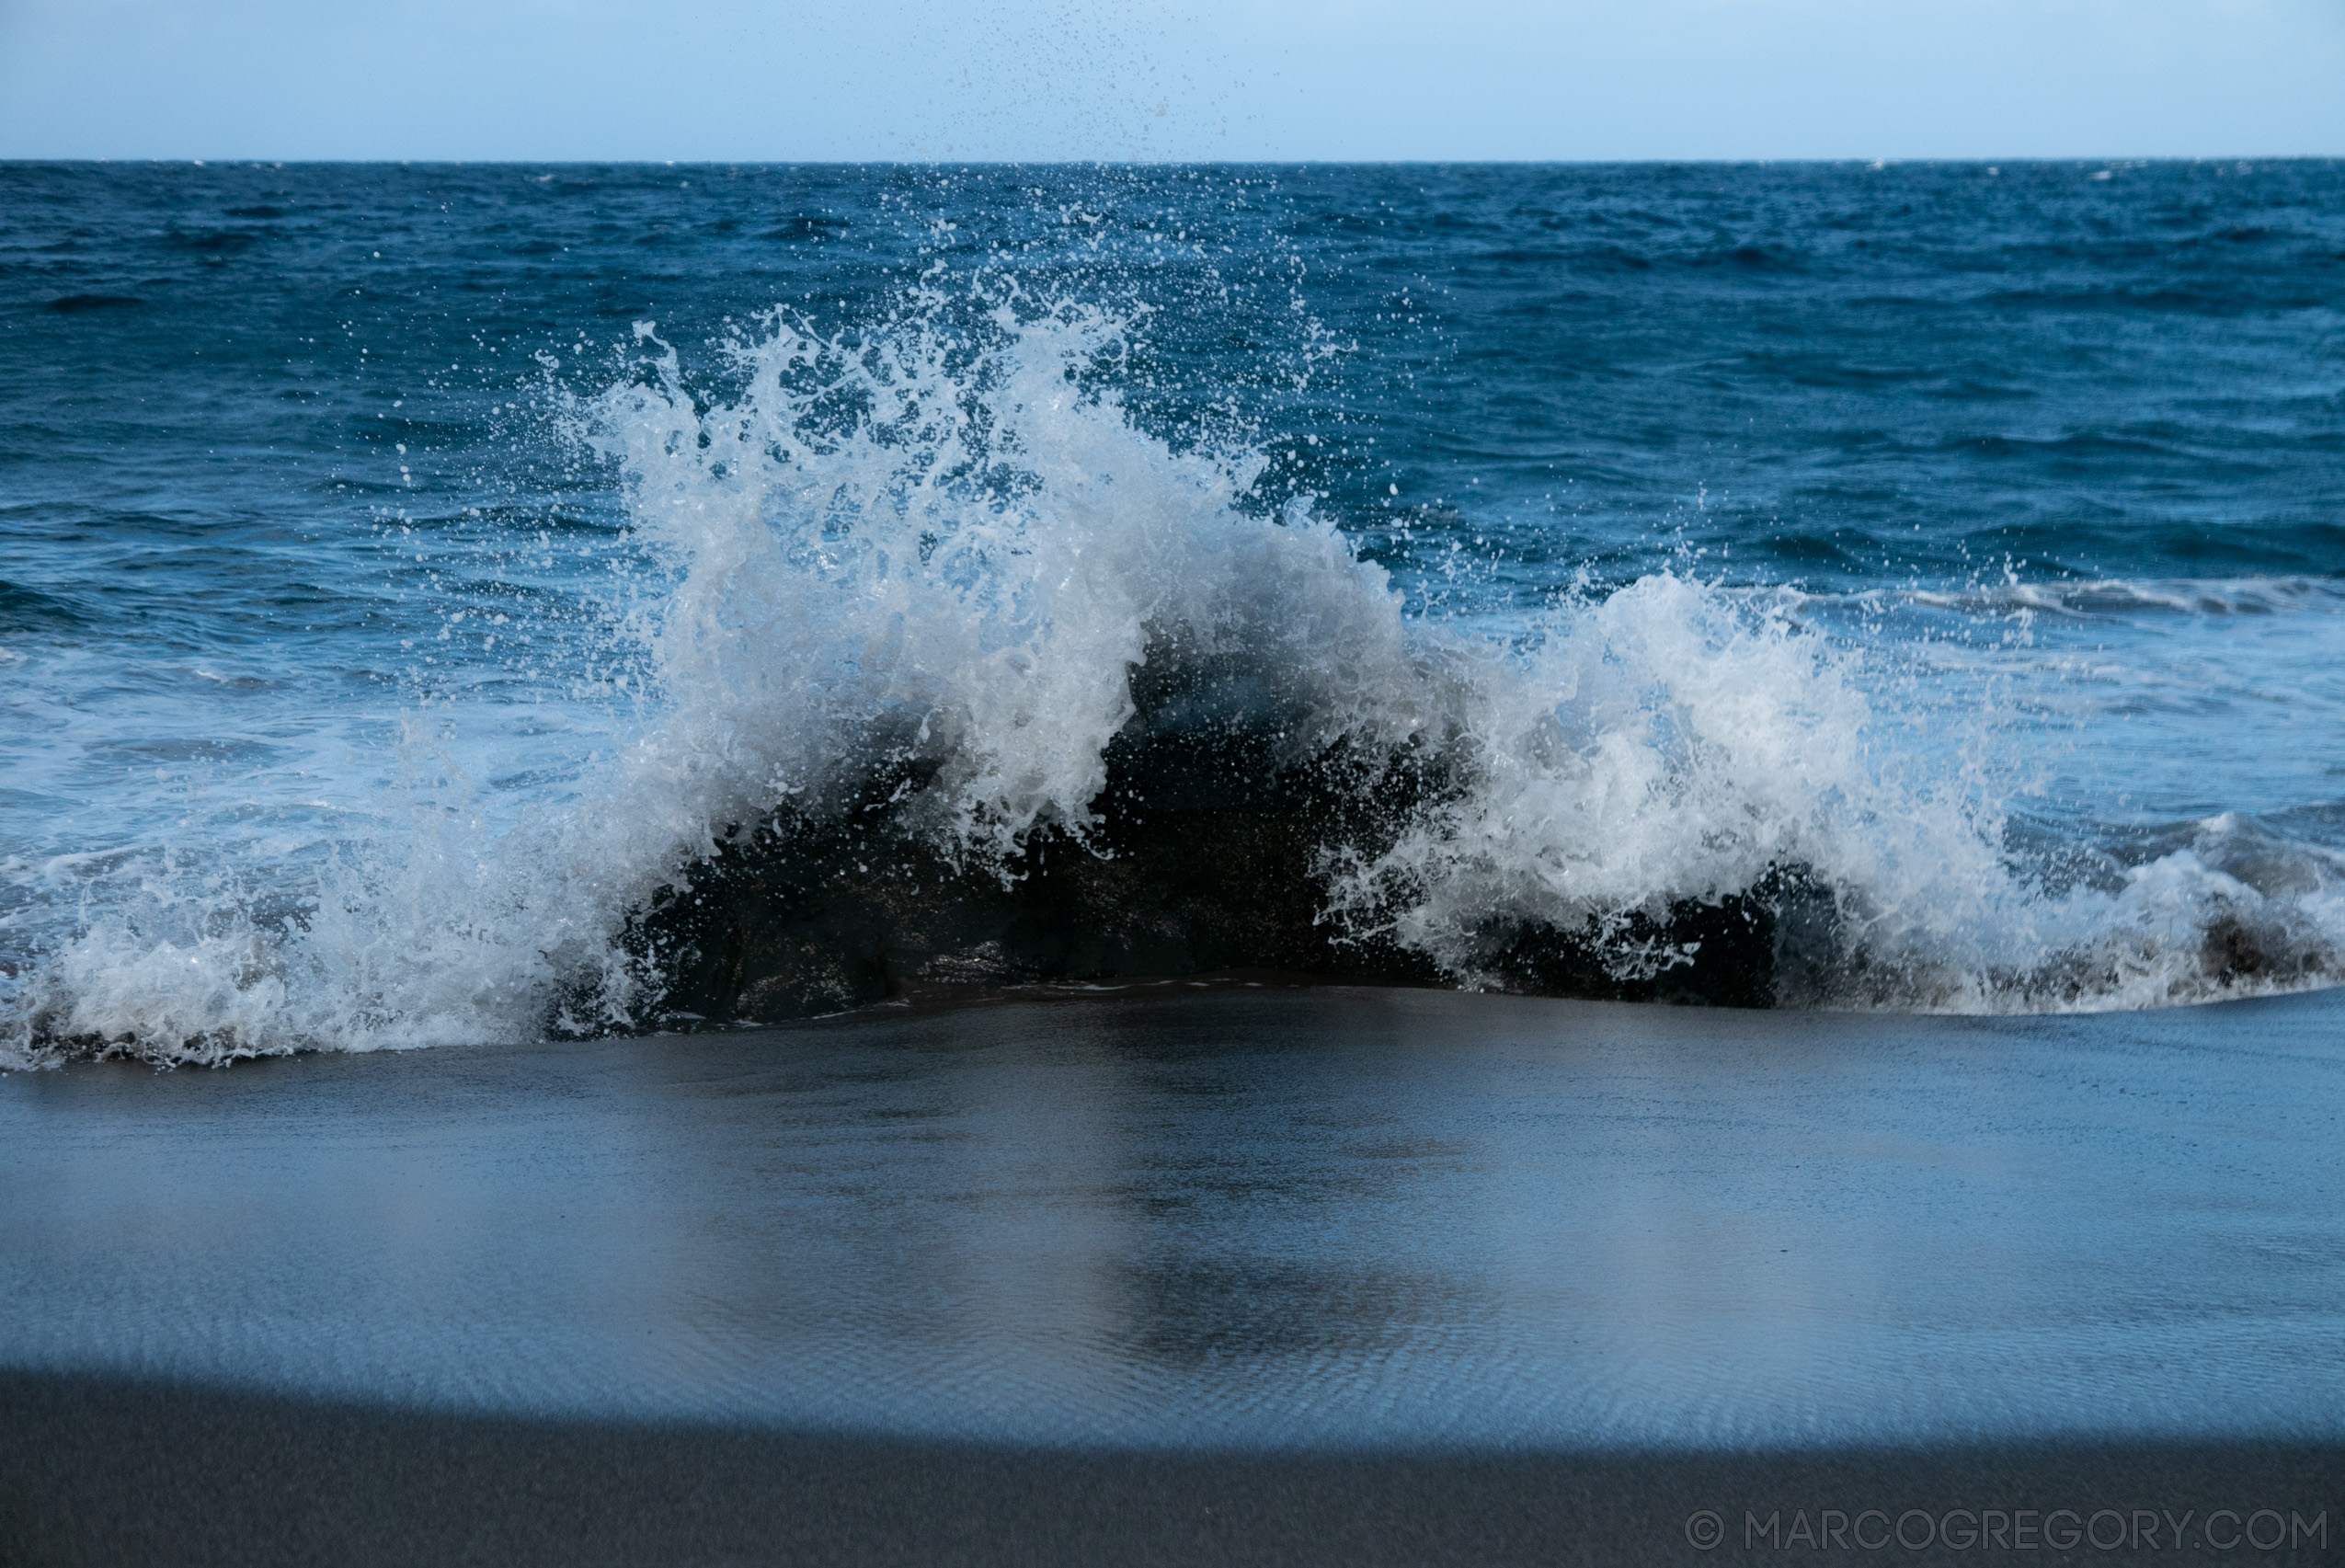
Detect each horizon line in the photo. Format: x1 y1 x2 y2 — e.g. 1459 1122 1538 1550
6 154 2340 168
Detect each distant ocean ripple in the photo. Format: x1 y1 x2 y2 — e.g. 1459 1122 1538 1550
4 160 2343 1064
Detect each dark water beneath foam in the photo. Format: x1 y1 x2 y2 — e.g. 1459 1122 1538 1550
4 162 2345 1058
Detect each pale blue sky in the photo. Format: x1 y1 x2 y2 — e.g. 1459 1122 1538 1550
2 0 2340 161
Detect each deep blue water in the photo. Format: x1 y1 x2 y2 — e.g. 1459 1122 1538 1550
5 161 2344 1061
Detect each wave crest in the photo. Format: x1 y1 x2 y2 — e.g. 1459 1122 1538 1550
8 296 2341 1067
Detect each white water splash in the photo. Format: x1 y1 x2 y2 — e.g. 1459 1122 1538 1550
7 299 2341 1067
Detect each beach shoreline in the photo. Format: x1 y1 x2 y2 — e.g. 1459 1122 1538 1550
7 985 2344 1563
6 1368 2339 1567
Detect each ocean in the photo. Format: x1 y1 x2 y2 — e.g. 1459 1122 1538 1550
6 159 2345 1065
10 164 2345 1539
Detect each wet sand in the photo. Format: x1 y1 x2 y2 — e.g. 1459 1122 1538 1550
5 985 2343 1562
6 1368 2340 1566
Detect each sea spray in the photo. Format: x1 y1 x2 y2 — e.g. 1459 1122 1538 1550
7 248 2345 1065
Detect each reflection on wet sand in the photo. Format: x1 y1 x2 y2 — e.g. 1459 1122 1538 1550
4 985 2343 1450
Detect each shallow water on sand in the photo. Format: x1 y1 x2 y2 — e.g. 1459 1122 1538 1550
6 986 2342 1449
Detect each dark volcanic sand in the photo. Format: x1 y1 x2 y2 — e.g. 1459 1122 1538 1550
6 1370 2339 1567
5 985 2343 1563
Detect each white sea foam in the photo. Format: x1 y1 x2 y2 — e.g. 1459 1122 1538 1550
6 300 2341 1068
1798 574 2345 620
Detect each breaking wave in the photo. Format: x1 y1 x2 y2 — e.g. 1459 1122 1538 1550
8 295 2343 1068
